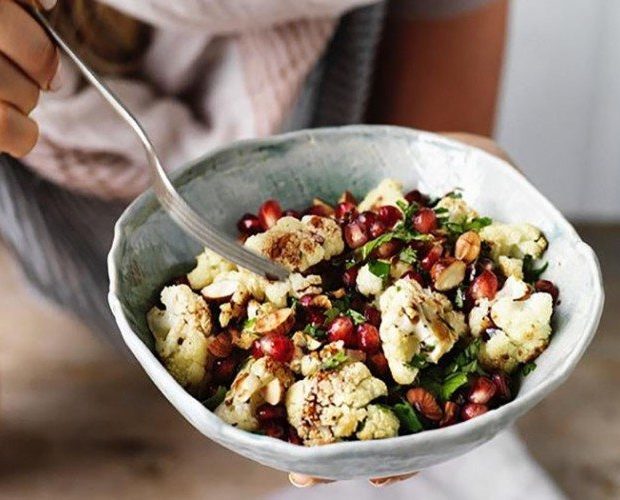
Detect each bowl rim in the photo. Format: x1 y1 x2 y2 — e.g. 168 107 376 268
107 125 605 462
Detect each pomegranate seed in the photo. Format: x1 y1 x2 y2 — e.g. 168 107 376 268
342 265 360 288
405 189 429 206
368 220 387 239
357 211 378 227
373 240 402 258
406 387 443 421
305 307 325 326
402 270 425 286
344 220 369 249
421 244 443 271
363 305 381 327
258 200 283 230
237 213 263 235
468 376 497 405
460 403 489 421
283 209 301 219
368 352 389 378
335 202 358 222
263 423 286 440
412 208 438 234
491 372 511 401
299 294 316 308
256 404 287 423
327 316 356 347
535 279 560 304
259 334 295 363
470 270 499 300
251 339 264 359
356 323 381 354
213 357 237 383
377 205 402 228
287 426 303 445
439 402 460 427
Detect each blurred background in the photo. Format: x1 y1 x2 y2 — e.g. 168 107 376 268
1 1 618 499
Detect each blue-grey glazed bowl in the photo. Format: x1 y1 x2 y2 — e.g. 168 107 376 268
108 126 604 479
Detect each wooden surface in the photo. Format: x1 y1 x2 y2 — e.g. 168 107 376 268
0 224 618 499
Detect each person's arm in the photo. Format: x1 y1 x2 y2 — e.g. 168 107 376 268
368 0 509 136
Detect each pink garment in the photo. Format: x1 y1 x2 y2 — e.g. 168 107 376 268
25 0 376 200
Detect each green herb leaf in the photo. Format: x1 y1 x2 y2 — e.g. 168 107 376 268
368 260 391 281
521 362 537 376
446 339 483 375
243 317 256 331
321 351 349 370
346 309 366 325
304 323 326 340
441 372 469 401
392 402 424 434
203 386 227 411
324 308 341 324
443 216 493 236
399 247 418 264
408 353 430 370
522 255 549 283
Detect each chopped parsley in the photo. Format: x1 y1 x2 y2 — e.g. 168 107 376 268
408 353 430 370
368 260 391 282
445 339 485 376
442 216 493 236
399 246 418 264
304 323 326 340
440 372 469 401
203 386 227 410
346 309 366 325
522 255 548 283
392 401 424 433
322 351 349 370
242 317 256 331
521 362 537 377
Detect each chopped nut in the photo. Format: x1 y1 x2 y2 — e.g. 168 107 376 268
455 231 482 263
254 308 295 336
430 258 467 291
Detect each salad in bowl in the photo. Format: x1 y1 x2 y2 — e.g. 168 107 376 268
146 178 559 446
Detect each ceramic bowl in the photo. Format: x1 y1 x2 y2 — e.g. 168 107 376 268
108 126 604 479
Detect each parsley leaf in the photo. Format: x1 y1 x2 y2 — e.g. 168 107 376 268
443 217 493 236
368 260 391 281
522 255 548 283
392 401 424 434
399 247 418 264
346 309 366 325
441 372 469 401
408 353 430 370
203 386 227 411
304 323 326 339
446 339 484 375
242 317 256 331
521 362 537 376
322 351 349 370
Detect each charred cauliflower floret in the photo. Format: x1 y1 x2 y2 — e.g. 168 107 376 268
356 404 400 441
356 263 385 297
469 276 553 373
435 195 479 224
480 222 548 261
147 285 214 395
187 248 237 290
379 279 466 384
358 178 406 212
244 216 343 272
215 357 295 431
285 359 388 445
498 255 524 280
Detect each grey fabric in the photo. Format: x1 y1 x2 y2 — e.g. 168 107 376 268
0 4 387 344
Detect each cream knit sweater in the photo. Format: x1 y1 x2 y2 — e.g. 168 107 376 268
24 0 377 200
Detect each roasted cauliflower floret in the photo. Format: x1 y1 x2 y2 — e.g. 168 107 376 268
356 404 400 441
469 276 553 373
379 279 466 384
147 285 214 395
358 178 406 212
435 195 479 224
356 263 385 297
215 357 295 431
187 248 236 290
480 222 548 261
285 360 388 445
498 256 524 280
244 216 343 272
